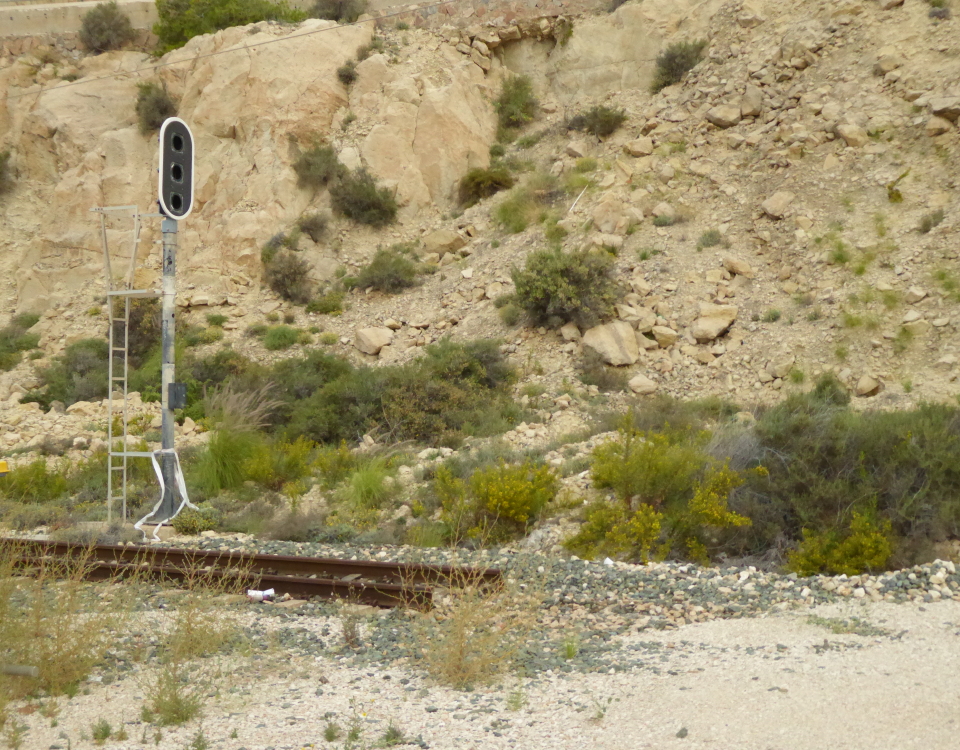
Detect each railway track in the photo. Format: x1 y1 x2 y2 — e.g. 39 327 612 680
3 539 503 609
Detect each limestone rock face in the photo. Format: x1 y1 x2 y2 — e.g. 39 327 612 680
0 20 500 313
582 320 639 366
355 327 394 356
690 304 738 342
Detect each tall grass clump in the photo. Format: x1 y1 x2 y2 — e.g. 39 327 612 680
192 384 279 498
154 0 306 53
136 82 177 134
23 338 108 409
80 1 135 53
330 168 398 227
511 248 618 328
651 40 707 92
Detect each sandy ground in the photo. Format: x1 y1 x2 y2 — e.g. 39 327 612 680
13 597 960 750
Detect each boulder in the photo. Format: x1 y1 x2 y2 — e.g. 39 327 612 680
930 97 960 122
855 375 881 397
422 229 466 255
582 320 639 366
836 122 869 147
873 55 902 76
723 255 755 278
761 191 795 219
355 327 394 355
652 202 677 220
628 373 658 395
705 105 742 128
690 303 738 342
740 85 763 118
623 137 654 157
66 400 98 417
651 325 679 348
616 304 657 332
905 286 927 304
560 322 581 341
592 195 626 234
926 116 954 137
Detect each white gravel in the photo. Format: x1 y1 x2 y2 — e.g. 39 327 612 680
13 598 960 750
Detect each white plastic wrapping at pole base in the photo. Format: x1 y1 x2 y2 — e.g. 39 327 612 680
134 448 198 541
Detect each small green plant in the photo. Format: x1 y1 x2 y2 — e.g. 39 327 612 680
807 616 891 637
697 229 722 249
380 723 406 747
262 325 301 350
651 40 707 92
762 309 781 323
337 59 358 85
319 331 339 346
355 246 420 293
92 718 112 744
893 326 913 354
498 302 522 327
652 215 675 227
886 169 910 203
0 150 13 195
506 684 527 711
458 166 515 207
919 208 945 234
205 313 228 327
294 144 343 190
512 248 618 328
330 168 398 226
562 632 580 659
567 106 627 138
829 242 851 265
494 75 538 132
323 722 342 742
0 313 41 372
298 213 328 242
264 250 312 304
187 730 210 750
306 291 344 315
135 81 177 135
170 505 220 535
788 367 805 385
80 1 135 53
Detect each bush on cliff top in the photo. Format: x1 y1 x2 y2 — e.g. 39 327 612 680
154 0 306 53
80 1 136 53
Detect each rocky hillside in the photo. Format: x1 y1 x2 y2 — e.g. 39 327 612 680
0 0 958 458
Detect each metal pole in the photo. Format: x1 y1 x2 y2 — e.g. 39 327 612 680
159 217 178 522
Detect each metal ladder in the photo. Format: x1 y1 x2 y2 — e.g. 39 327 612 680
92 206 162 524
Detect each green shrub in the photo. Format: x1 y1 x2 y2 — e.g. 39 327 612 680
24 338 109 409
206 313 228 327
651 40 706 92
293 144 343 190
310 0 367 22
298 213 328 242
578 350 627 392
498 303 521 327
154 0 306 53
458 167 515 207
567 426 753 563
340 459 392 510
511 248 618 328
337 59 358 86
80 1 135 53
136 82 177 135
262 325 301 350
171 505 221 535
264 250 312 304
0 459 69 503
244 436 314 492
0 313 41 372
0 150 13 196
355 247 420 293
306 290 344 314
919 209 945 234
494 75 537 131
436 459 558 542
330 168 398 227
566 106 627 138
697 229 722 249
788 512 892 576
